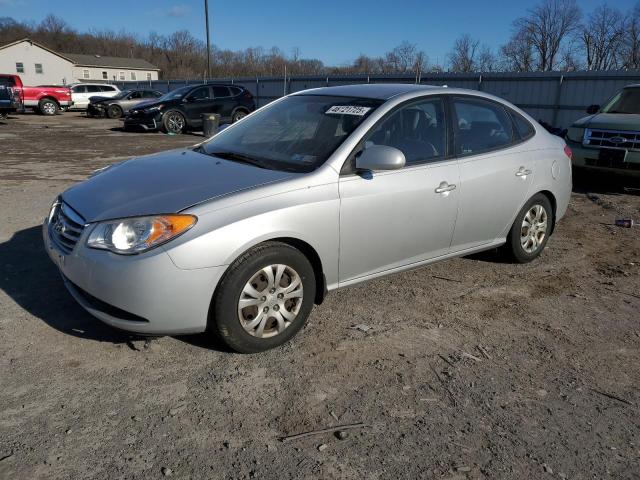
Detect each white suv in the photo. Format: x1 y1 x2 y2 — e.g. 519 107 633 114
70 83 120 110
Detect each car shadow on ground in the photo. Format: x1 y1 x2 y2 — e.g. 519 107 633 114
573 169 640 196
0 225 231 351
108 126 205 138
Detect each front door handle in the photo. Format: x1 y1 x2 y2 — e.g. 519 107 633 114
516 167 532 177
435 182 457 194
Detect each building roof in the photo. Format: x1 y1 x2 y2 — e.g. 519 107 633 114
0 38 159 71
61 53 160 71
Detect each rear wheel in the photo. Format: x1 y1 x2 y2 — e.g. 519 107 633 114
505 193 553 263
39 98 58 116
106 104 123 119
231 109 248 123
162 110 186 134
211 242 316 353
0 112 7 120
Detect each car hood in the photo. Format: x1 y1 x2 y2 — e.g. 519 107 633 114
61 149 296 223
574 113 640 131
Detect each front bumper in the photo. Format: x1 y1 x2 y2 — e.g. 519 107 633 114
42 215 226 335
567 138 640 176
123 112 162 131
87 104 105 117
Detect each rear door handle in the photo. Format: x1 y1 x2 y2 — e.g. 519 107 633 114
516 167 532 177
435 182 457 194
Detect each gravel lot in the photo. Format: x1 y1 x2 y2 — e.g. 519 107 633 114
1 112 639 480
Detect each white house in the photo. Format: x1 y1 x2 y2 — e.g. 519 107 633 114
0 38 160 85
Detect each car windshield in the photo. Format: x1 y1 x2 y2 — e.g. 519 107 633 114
602 88 640 114
158 86 192 101
199 95 382 173
113 90 133 99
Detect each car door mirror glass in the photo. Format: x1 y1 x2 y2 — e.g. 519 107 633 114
356 145 406 171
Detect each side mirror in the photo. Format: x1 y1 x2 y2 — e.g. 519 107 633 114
355 145 406 172
586 104 600 115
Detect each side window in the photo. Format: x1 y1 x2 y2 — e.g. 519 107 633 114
100 86 115 92
87 85 101 93
128 91 143 99
189 87 210 100
149 91 162 98
510 110 535 140
16 62 24 73
102 71 108 80
453 98 514 156
212 86 231 98
72 85 87 93
362 98 447 166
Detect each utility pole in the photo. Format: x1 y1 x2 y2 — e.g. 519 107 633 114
204 0 211 79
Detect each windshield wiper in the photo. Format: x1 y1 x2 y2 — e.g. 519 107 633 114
200 149 270 169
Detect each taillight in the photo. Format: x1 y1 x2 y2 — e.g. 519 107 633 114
563 145 572 160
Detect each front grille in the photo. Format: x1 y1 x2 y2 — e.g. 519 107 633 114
49 202 85 254
583 128 640 151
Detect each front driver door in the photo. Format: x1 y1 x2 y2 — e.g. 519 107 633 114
338 97 460 284
182 86 212 126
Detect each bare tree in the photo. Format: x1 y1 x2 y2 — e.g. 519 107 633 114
514 0 582 71
581 4 624 70
500 27 535 71
620 5 640 69
449 34 480 72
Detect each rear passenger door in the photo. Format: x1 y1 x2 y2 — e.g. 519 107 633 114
449 96 535 252
338 97 460 283
211 86 234 120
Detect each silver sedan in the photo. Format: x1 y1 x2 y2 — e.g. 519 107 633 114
43 84 572 353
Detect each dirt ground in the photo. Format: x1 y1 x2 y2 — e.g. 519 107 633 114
0 112 639 480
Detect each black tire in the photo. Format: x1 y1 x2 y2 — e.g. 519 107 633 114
162 110 186 134
211 242 316 353
106 104 123 119
231 109 248 123
38 98 58 116
505 193 553 263
0 112 7 120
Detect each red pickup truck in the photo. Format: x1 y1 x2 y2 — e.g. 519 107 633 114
0 74 72 115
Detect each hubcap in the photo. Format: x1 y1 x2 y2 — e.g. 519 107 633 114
43 102 55 115
234 111 246 122
167 113 184 132
520 204 548 254
238 264 303 339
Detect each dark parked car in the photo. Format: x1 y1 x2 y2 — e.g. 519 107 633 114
87 89 163 118
0 84 21 119
123 84 255 134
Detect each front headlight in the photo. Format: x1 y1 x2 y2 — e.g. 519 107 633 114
566 127 585 143
143 105 162 114
87 214 197 254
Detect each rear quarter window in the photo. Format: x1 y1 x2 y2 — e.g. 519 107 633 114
510 110 535 140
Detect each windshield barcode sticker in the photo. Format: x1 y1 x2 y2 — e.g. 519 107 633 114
325 106 371 116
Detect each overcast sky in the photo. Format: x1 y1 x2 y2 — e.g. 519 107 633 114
1 0 637 65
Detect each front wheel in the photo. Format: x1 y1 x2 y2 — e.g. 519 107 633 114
106 104 123 119
211 242 316 353
162 110 186 134
505 193 553 263
39 99 59 116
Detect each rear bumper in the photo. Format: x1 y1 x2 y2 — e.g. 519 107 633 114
567 138 640 177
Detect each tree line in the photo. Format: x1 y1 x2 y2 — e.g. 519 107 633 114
1 0 639 79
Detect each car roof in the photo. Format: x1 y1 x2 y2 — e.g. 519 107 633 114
292 84 447 100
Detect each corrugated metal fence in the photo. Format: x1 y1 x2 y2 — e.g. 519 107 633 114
115 70 640 129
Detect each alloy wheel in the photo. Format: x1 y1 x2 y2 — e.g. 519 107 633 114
42 102 56 115
166 113 185 133
237 264 304 338
520 204 548 254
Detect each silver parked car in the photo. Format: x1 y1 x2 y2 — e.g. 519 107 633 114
43 84 572 353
